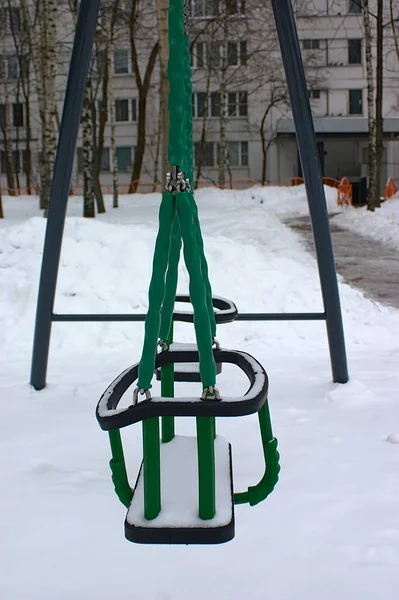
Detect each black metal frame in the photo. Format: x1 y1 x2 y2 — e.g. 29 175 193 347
30 0 349 390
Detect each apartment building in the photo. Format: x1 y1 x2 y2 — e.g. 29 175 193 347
1 0 398 196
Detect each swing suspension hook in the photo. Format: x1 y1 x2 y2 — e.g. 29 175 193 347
133 387 152 405
201 386 221 401
157 338 169 352
212 338 220 350
166 165 191 193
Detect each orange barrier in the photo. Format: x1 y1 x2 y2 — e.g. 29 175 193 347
384 178 397 201
0 183 39 195
337 177 352 206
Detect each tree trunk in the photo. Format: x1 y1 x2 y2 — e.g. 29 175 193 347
152 88 162 189
82 83 95 217
195 67 211 187
0 189 3 218
155 0 170 185
218 18 228 187
25 99 33 194
129 29 159 192
260 109 269 186
363 0 378 211
375 0 383 208
93 42 109 214
0 11 16 195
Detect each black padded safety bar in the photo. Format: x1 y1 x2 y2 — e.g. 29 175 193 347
174 295 238 324
96 349 268 430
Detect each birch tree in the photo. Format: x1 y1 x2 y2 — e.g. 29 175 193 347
0 2 17 195
363 0 380 210
20 0 58 211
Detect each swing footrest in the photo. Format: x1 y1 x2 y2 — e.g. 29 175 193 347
155 342 222 382
125 435 235 545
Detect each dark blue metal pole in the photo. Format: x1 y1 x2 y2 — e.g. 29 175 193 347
271 0 349 383
30 0 101 390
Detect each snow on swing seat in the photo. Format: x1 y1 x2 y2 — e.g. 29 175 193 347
125 435 234 545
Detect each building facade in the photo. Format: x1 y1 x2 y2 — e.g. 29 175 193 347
1 0 398 197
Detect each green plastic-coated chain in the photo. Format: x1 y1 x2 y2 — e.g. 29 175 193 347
138 193 175 390
176 192 216 387
159 215 181 341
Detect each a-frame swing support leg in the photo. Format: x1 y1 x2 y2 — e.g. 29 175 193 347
271 0 349 384
30 0 101 390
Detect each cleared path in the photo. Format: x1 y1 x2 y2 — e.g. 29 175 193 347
284 215 399 310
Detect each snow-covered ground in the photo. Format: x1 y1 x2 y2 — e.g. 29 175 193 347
1 188 399 600
332 194 399 252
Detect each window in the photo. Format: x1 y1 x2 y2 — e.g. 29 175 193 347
303 39 320 50
194 42 205 67
97 100 107 122
227 141 248 166
348 0 362 14
227 42 238 66
115 99 129 121
96 50 107 77
228 91 247 117
194 141 215 167
240 41 247 66
192 0 219 17
308 89 321 99
0 7 20 33
348 39 362 64
207 42 221 67
226 0 245 15
0 149 28 174
349 89 363 114
9 7 21 32
0 104 6 127
114 49 128 74
12 103 23 127
1 104 25 129
7 54 18 79
101 148 110 171
131 99 137 121
116 146 133 171
193 92 207 118
210 92 220 117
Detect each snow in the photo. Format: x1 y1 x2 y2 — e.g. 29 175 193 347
332 195 399 251
1 188 399 599
127 435 232 529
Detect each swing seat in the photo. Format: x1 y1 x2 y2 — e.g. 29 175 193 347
96 348 268 430
155 296 237 383
125 435 234 545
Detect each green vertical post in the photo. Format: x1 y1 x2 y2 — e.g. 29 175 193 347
196 417 216 520
143 417 161 520
162 323 175 443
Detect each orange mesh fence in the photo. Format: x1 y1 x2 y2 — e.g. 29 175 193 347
384 178 397 201
337 177 352 206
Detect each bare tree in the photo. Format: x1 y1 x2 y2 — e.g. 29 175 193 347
20 0 58 211
155 0 169 184
0 2 17 195
128 0 159 192
363 0 378 210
